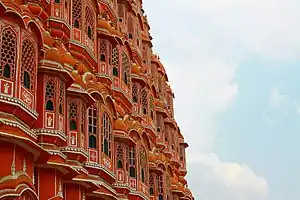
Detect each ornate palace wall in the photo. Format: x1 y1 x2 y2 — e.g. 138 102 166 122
0 0 194 200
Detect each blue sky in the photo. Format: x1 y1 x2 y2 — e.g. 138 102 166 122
143 0 300 200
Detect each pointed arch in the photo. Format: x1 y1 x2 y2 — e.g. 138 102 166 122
19 186 39 200
137 14 144 31
105 96 117 118
124 41 133 60
151 84 158 98
2 10 26 29
157 163 166 171
166 165 173 176
27 21 43 49
128 129 141 142
90 91 105 105
142 132 151 151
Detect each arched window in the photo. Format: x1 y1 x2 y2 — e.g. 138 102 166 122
122 53 130 85
100 54 106 62
69 100 78 131
129 146 136 177
72 0 81 28
85 6 95 41
113 67 119 77
132 83 139 103
159 195 164 200
23 72 31 89
0 28 17 80
45 78 56 111
116 143 124 169
21 39 36 92
46 100 54 111
87 26 92 39
70 120 77 130
102 112 112 157
89 135 96 148
55 0 60 3
3 64 11 78
141 88 148 115
139 147 147 183
74 20 79 28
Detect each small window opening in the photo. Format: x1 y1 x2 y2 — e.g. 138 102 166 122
157 127 160 132
124 72 128 85
119 18 123 22
89 135 96 148
128 33 133 39
23 71 30 89
117 160 123 169
104 138 109 156
74 20 79 28
70 120 77 130
100 54 106 62
151 111 154 120
59 104 63 115
133 96 138 103
55 0 60 3
159 194 164 200
130 166 135 177
141 168 145 182
150 188 154 195
87 26 92 39
143 108 147 115
46 100 54 111
3 64 11 78
113 67 119 76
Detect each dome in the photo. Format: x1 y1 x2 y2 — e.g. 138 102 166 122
131 63 141 74
43 31 54 47
114 118 128 131
71 70 84 86
62 52 76 67
44 47 62 64
97 18 112 33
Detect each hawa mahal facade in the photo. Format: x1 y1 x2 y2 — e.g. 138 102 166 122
0 0 194 200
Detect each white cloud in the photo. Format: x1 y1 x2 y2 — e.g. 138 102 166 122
141 0 300 199
187 153 270 200
269 88 289 108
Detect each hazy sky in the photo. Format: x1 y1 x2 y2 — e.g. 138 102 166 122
143 1 300 200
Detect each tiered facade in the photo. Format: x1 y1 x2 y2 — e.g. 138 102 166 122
0 0 194 200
